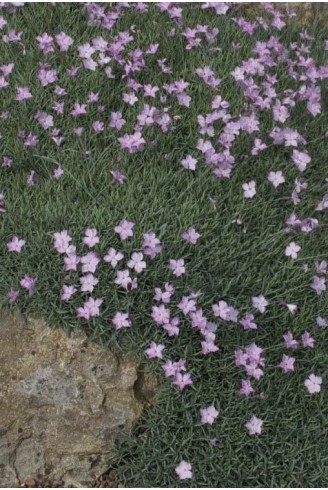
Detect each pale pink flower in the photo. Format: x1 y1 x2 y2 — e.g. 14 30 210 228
304 374 322 394
64 253 80 272
154 283 175 304
181 227 201 244
114 219 134 240
181 155 197 170
267 170 285 188
278 354 295 373
169 259 185 277
127 252 146 273
20 275 37 298
173 372 193 390
76 297 102 320
245 415 263 435
80 273 98 293
53 230 71 254
239 379 254 397
53 165 64 180
242 180 256 198
175 461 192 481
292 150 311 172
80 252 100 274
55 32 74 52
112 312 131 330
8 289 19 304
301 331 315 348
240 313 257 330
310 276 326 295
7 236 25 253
283 331 298 349
145 341 165 359
252 295 268 313
200 405 219 425
103 248 124 268
285 242 301 259
61 285 77 301
83 228 99 248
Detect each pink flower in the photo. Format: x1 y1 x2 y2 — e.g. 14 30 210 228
154 283 175 303
38 67 58 86
240 313 257 330
2 156 12 168
20 275 37 298
301 331 315 348
78 42 95 59
80 252 100 274
114 270 137 291
8 289 19 304
173 372 193 391
76 297 102 320
310 276 326 295
36 32 54 54
70 103 87 118
145 341 165 359
143 232 162 258
109 112 126 130
83 228 99 248
304 374 322 394
53 230 72 254
252 295 268 313
163 317 180 337
175 461 192 481
127 252 146 273
162 359 186 378
181 155 197 170
55 32 74 51
7 236 25 253
64 253 79 271
15 86 33 101
118 132 145 153
114 219 135 240
169 259 185 277
245 415 263 435
201 338 219 354
112 312 131 331
80 273 98 293
278 354 295 373
285 242 301 259
181 227 201 244
92 120 104 133
110 170 126 183
239 379 254 397
53 165 64 180
292 150 311 172
27 170 36 187
242 180 256 198
103 248 124 268
200 405 219 425
283 331 298 349
267 170 285 188
151 304 170 325
61 285 77 301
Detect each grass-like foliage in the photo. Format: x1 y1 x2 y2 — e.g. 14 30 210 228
0 2 328 487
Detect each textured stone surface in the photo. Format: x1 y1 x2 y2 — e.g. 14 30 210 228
0 310 148 487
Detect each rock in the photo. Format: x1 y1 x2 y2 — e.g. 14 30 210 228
0 310 155 487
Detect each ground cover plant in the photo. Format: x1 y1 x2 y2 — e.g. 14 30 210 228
0 2 328 487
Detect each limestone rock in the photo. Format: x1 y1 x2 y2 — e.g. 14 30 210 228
0 310 149 486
